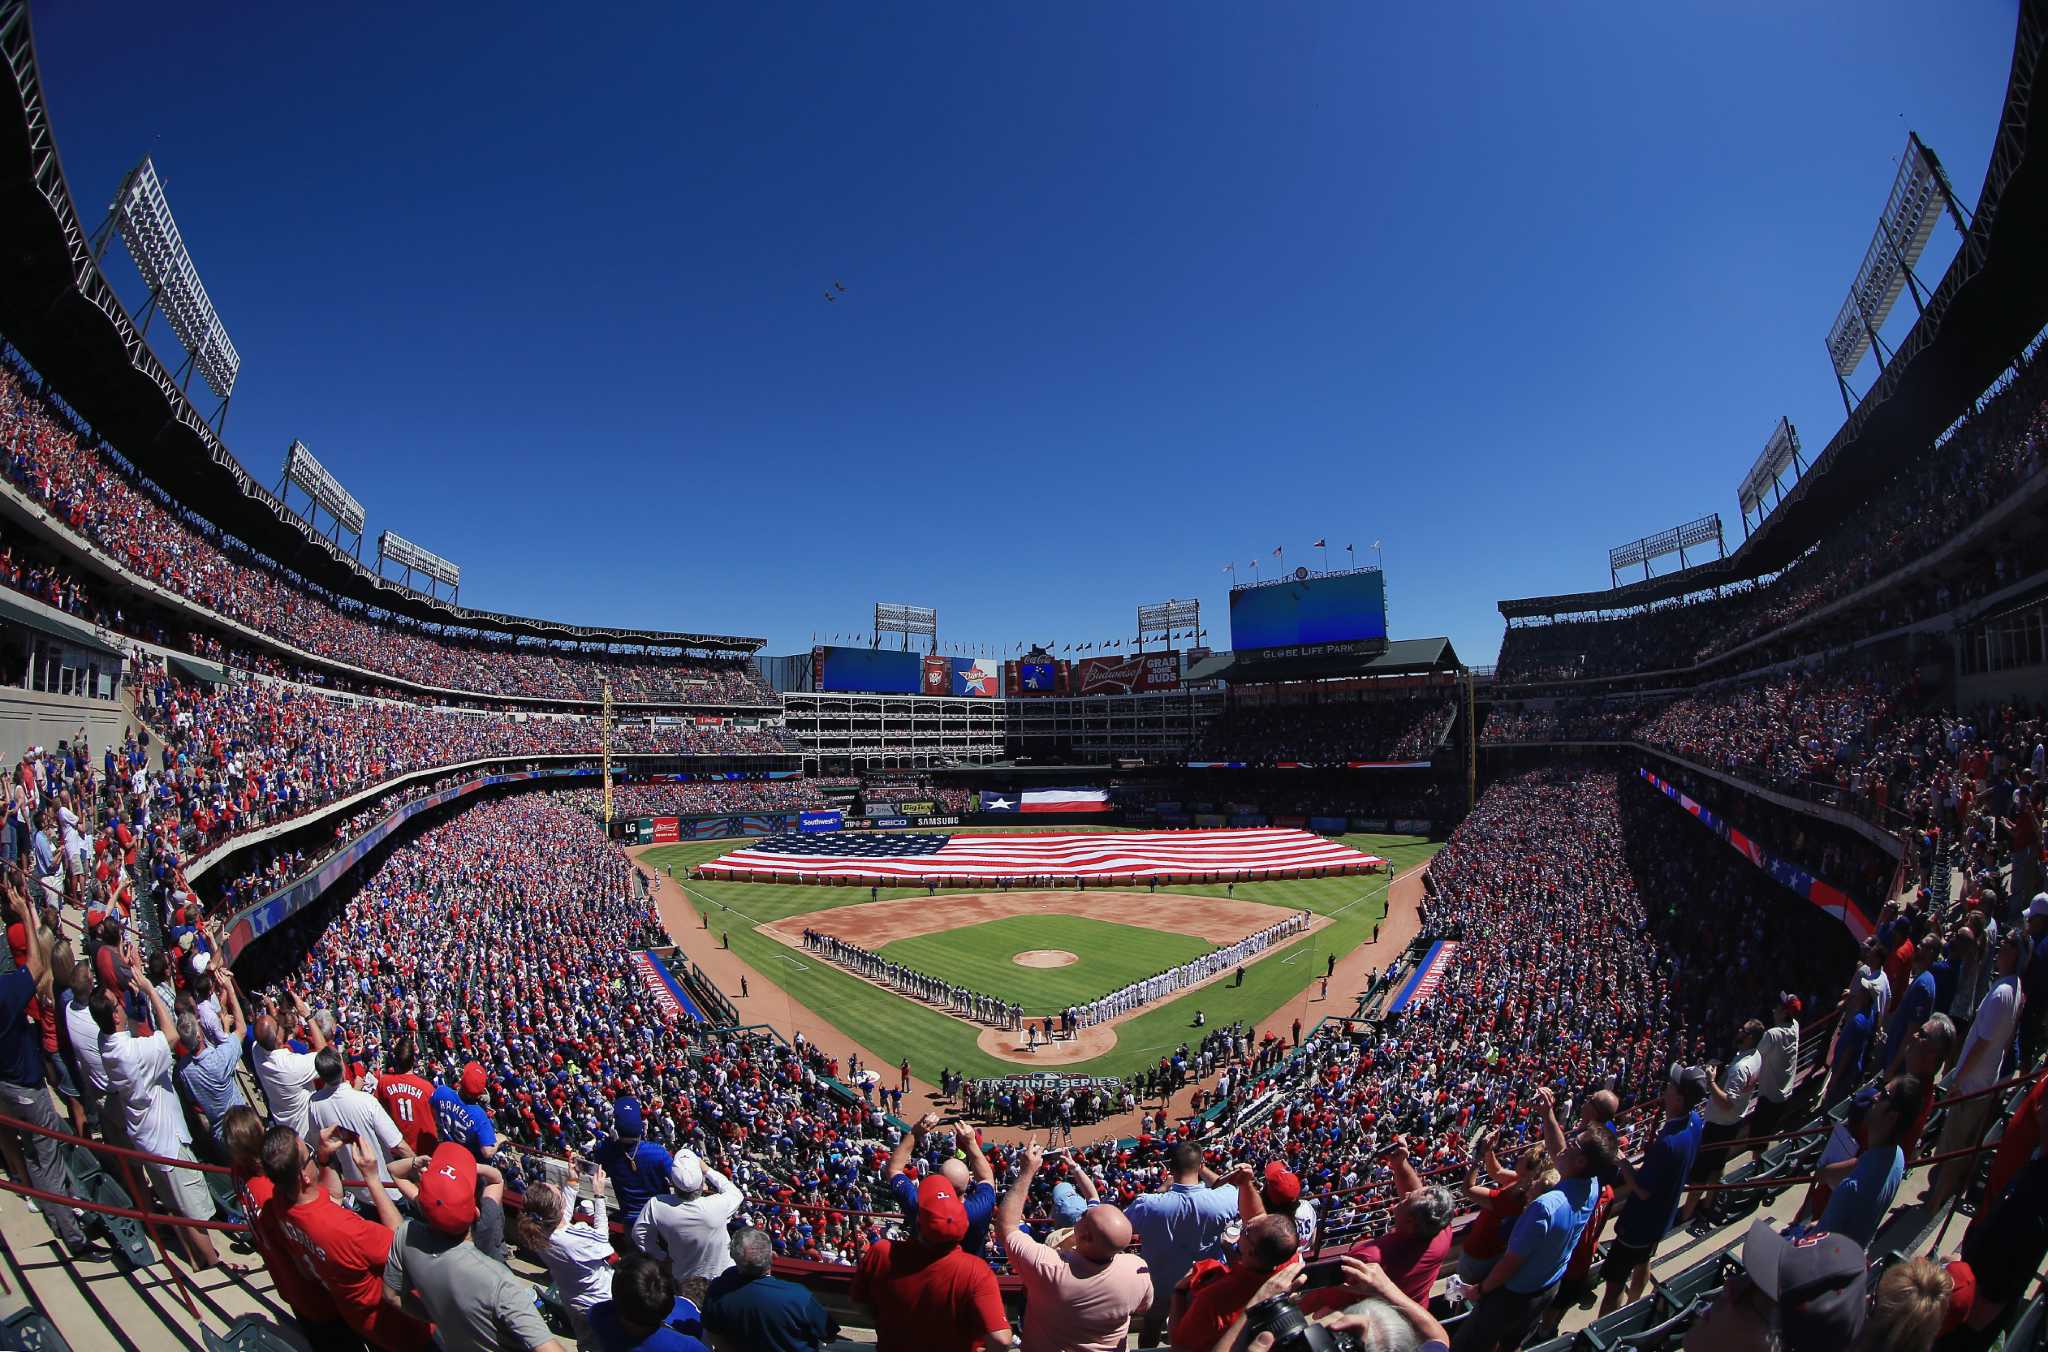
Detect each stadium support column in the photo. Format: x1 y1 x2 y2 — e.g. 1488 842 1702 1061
602 681 614 831
1463 668 1476 813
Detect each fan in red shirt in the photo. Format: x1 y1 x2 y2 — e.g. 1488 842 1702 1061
260 1122 431 1352
850 1176 1010 1352
370 1033 439 1153
1169 1213 1302 1351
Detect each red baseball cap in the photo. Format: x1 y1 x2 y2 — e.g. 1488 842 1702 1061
1942 1260 1976 1335
1262 1161 1302 1206
5 923 24 963
459 1061 487 1097
916 1175 968 1245
418 1142 478 1236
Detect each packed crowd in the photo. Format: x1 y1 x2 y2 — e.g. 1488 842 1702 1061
1191 696 1456 764
1496 357 2048 686
568 778 856 820
2 361 776 706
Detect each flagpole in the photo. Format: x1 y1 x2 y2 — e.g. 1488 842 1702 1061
1346 544 1355 569
1319 541 1328 573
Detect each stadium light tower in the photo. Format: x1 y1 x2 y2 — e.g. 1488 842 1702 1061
94 157 241 429
1823 133 1971 414
1136 598 1201 652
377 530 461 602
277 440 366 558
874 602 937 653
1737 418 1804 537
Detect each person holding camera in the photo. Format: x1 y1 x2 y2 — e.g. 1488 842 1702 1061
1203 1255 1452 1352
1169 1212 1302 1350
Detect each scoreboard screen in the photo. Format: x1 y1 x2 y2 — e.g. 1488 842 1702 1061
1229 571 1388 654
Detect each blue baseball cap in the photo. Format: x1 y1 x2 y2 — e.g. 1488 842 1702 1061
1051 1182 1088 1226
614 1097 644 1137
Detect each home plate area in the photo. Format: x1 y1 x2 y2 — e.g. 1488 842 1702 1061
762 889 1329 1064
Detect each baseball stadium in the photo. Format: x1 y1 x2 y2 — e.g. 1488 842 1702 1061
0 3 2040 1351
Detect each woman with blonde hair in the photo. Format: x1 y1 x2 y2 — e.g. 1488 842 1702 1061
515 1163 614 1342
1854 1257 1952 1352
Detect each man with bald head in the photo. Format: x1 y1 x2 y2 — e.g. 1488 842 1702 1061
885 1111 998 1260
995 1141 1151 1352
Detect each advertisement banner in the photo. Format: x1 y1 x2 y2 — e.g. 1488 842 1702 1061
914 815 961 827
633 819 654 844
1272 815 1307 829
1354 818 1389 833
898 800 937 817
1194 813 1227 827
1070 651 1181 695
950 657 1000 697
871 816 910 829
651 817 680 845
799 810 842 833
922 655 951 696
1227 813 1269 827
1309 816 1349 834
863 802 897 817
1012 660 1061 695
1392 819 1433 835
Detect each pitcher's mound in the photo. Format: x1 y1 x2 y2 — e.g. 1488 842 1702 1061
978 1022 1118 1064
1013 949 1079 968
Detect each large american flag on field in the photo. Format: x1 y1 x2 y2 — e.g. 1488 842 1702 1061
697 827 1383 883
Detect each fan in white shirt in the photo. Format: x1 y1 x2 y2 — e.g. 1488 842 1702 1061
252 992 328 1136
304 1046 411 1185
93 966 222 1271
632 1151 746 1284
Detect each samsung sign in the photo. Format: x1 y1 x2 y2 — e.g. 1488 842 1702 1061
799 810 843 833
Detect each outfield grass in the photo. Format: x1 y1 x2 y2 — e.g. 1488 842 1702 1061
877 915 1213 1013
639 829 1440 1079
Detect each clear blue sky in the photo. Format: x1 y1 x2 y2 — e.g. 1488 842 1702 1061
29 2 2017 665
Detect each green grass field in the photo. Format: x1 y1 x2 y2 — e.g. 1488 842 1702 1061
639 829 1440 1079
876 915 1213 1013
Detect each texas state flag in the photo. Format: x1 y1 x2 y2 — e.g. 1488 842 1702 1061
979 791 1019 812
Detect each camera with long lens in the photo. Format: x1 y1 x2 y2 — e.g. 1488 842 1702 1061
1242 1294 1363 1352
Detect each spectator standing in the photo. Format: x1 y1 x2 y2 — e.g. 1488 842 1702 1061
1681 1020 1764 1229
514 1166 615 1343
0 881 93 1258
428 1061 499 1160
382 1141 563 1352
634 1151 745 1285
307 1046 411 1187
702 1227 840 1352
1453 1129 1616 1352
174 981 250 1156
2020 894 2048 1066
1751 994 1802 1151
850 1175 1011 1351
1925 931 2023 1208
1952 1087 2048 1346
1341 1142 1457 1303
994 1141 1152 1352
1126 1142 1241 1347
263 1124 431 1352
254 995 326 1136
593 1097 673 1230
1169 1213 1301 1350
1600 1068 1707 1314
370 1035 437 1154
586 1253 712 1352
884 1112 998 1260
100 953 220 1269
1814 1075 1923 1250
